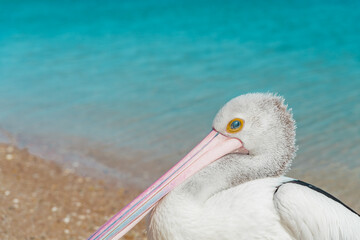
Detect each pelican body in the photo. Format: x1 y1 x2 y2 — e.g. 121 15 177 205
89 93 360 240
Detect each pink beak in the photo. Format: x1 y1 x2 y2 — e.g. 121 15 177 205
88 129 245 240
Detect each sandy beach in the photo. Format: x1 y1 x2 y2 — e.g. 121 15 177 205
0 143 146 240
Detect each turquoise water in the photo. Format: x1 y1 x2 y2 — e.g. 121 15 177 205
1 0 360 187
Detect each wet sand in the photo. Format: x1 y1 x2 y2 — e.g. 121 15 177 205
0 144 146 240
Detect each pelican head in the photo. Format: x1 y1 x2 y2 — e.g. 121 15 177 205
89 93 297 240
213 93 296 177
175 93 296 202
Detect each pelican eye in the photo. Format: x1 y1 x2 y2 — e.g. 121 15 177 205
226 118 244 133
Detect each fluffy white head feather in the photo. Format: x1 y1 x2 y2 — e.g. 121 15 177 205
180 93 297 201
213 92 296 174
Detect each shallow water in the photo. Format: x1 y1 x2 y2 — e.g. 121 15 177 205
1 0 360 188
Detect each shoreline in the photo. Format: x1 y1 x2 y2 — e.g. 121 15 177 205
0 143 146 240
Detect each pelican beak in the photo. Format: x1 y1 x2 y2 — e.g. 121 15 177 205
88 129 245 240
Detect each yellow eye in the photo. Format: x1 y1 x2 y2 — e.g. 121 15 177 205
226 118 244 133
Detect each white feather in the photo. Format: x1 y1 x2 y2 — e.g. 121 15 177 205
148 177 295 240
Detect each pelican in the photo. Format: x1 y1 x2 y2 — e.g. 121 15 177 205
89 93 360 240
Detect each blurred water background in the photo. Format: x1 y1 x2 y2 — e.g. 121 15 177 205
1 0 359 188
